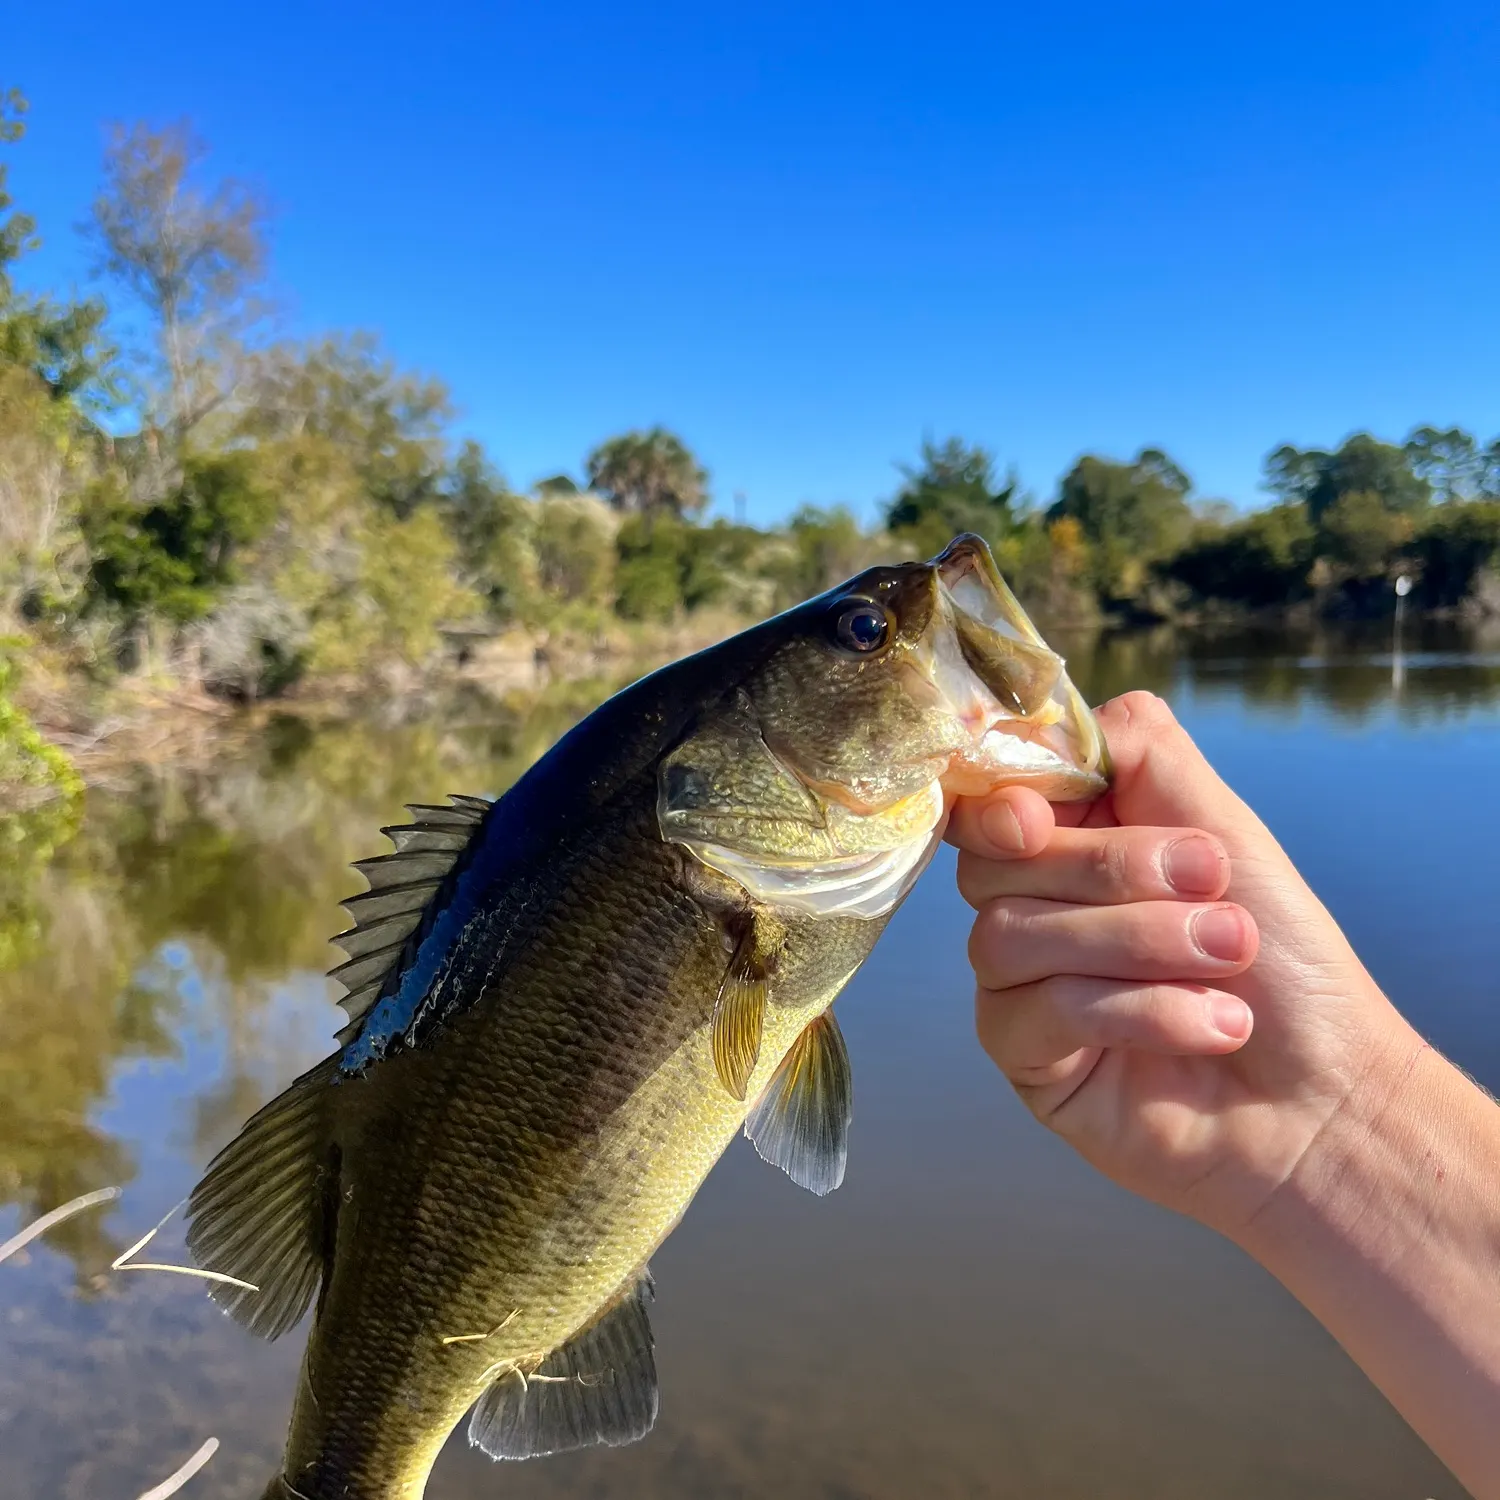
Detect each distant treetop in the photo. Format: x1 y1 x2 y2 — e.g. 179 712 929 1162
884 435 1021 558
585 427 708 518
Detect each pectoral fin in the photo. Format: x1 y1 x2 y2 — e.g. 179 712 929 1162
468 1272 658 1461
744 1010 853 1196
712 910 785 1100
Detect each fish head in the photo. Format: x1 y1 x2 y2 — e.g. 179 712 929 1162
658 533 1109 919
742 531 1108 809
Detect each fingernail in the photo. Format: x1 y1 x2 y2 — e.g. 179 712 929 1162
1210 994 1252 1041
1192 906 1248 963
981 801 1026 853
1164 836 1222 895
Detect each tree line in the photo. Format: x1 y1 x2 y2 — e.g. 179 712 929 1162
2 88 1498 731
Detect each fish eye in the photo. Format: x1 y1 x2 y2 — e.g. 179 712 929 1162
831 600 891 655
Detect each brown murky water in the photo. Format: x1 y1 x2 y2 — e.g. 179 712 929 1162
3 623 1498 1500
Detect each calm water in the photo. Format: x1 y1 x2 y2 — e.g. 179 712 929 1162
2 622 1498 1500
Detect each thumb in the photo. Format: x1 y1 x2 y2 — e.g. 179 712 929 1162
1089 692 1264 847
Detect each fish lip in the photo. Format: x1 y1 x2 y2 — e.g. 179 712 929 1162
925 533 1111 798
931 533 998 601
929 533 1045 647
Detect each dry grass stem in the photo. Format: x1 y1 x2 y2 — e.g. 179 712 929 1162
440 1309 519 1346
0 1186 122 1267
134 1437 219 1500
111 1200 259 1292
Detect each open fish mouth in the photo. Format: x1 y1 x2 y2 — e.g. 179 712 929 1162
926 534 1110 800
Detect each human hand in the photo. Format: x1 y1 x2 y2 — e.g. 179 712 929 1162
949 690 1423 1241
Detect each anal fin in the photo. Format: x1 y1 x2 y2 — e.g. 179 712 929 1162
468 1271 658 1461
744 1009 853 1196
184 1056 338 1340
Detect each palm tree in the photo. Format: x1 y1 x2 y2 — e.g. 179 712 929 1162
585 427 708 518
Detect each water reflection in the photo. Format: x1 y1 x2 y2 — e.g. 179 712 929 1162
1 625 1496 1498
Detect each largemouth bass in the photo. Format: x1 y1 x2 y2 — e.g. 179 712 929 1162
185 534 1109 1500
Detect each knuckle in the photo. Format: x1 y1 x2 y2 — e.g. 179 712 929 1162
1132 1102 1185 1158
973 983 1013 1055
1122 904 1189 965
967 899 1031 977
1084 981 1159 1047
1130 982 1177 1035
954 850 989 905
1114 690 1176 729
979 898 1026 942
966 906 1003 974
1085 833 1135 894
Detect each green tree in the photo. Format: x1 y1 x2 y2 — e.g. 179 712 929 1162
614 513 686 621
585 427 708 518
1262 443 1326 508
1483 439 1500 500
1316 489 1411 578
1405 426 1483 504
0 365 87 619
1411 501 1500 608
237 334 451 518
1048 447 1193 598
87 119 269 443
533 493 617 610
0 297 116 412
304 507 476 673
81 450 274 626
0 639 83 816
774 505 874 603
0 89 116 413
1264 433 1430 521
1166 502 1317 607
0 86 35 299
443 440 515 555
441 440 536 620
885 436 1019 559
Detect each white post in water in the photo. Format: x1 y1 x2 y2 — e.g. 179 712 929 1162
1393 574 1412 693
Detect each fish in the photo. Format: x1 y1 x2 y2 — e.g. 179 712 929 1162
184 533 1109 1500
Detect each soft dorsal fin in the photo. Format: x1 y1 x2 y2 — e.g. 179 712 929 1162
185 1055 340 1339
330 794 491 1041
468 1271 658 1461
744 1010 853 1196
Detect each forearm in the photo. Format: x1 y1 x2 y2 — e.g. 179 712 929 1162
1235 1031 1500 1499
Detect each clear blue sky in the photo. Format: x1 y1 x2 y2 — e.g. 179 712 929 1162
8 1 1499 525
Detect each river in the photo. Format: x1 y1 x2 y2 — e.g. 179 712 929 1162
1 620 1497 1499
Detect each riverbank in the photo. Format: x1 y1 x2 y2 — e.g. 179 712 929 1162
1 612 750 809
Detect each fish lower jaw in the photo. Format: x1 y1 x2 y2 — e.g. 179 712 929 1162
940 720 1109 801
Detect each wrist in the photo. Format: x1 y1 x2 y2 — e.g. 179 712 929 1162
1233 1020 1487 1274
1232 1017 1415 1247
1231 1023 1500 1495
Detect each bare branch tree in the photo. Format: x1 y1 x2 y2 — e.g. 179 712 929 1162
87 121 270 447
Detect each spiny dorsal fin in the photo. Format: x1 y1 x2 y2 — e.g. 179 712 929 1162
468 1270 658 1461
744 1010 853 1196
330 794 491 1041
185 1055 340 1339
